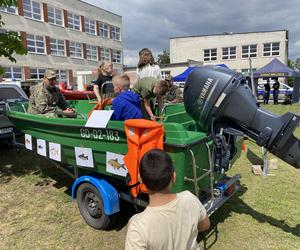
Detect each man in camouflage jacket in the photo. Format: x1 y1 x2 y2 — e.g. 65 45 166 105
28 69 74 117
165 75 183 103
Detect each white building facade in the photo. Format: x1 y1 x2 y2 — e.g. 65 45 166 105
170 30 288 75
0 0 123 85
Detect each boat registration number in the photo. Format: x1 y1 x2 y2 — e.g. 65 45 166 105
80 128 120 141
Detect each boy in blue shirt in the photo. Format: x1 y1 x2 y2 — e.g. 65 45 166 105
111 74 143 121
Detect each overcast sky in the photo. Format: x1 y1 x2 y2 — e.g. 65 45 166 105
84 0 300 66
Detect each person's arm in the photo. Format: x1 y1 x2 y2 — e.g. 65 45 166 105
93 84 101 102
144 99 155 120
57 92 68 111
197 215 210 232
157 96 164 114
125 220 147 250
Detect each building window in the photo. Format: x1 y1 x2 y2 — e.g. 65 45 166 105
26 34 45 54
23 0 42 21
242 44 257 58
48 6 63 26
30 68 45 79
85 18 96 35
112 50 122 63
222 47 236 60
263 42 280 56
56 69 68 83
0 6 17 14
204 48 217 62
100 47 110 62
161 71 171 79
111 26 121 41
99 23 109 38
86 45 98 61
50 38 65 56
69 42 82 58
68 12 80 31
3 66 22 80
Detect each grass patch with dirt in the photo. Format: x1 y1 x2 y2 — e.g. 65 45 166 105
0 103 299 249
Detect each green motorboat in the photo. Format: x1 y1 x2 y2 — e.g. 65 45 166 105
5 98 243 229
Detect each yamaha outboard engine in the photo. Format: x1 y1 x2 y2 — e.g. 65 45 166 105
184 65 300 169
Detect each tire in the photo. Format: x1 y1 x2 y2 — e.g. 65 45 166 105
77 183 117 230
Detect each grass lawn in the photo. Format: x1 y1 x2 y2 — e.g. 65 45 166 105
0 103 299 249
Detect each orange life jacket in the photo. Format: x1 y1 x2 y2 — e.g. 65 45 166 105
124 119 164 197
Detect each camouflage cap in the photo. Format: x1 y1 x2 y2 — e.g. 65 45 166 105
44 69 56 79
165 74 173 81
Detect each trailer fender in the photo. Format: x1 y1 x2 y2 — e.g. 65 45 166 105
72 176 120 215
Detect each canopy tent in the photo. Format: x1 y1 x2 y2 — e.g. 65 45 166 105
173 64 228 82
253 58 300 78
253 58 300 103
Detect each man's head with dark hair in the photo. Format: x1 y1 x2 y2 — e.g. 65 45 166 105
140 149 174 192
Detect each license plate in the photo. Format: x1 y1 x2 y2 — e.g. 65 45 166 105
0 127 13 134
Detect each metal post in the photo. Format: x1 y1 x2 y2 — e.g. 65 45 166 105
249 57 257 98
261 146 269 177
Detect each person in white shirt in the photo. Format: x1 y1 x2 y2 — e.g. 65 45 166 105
125 149 210 250
136 48 162 80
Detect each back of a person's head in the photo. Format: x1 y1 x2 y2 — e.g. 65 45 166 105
138 48 155 69
112 73 130 90
140 149 174 191
155 80 169 96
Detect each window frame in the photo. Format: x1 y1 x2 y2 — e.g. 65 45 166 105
3 66 23 80
86 45 98 61
203 48 217 62
47 5 63 26
222 46 236 60
50 38 65 56
67 12 81 31
30 68 45 80
111 26 121 41
22 0 42 21
263 42 280 57
99 22 109 38
26 34 45 54
69 41 83 59
85 18 96 35
100 47 110 62
112 50 122 64
56 69 68 83
0 6 18 14
242 44 257 58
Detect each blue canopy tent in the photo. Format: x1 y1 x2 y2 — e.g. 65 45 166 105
253 58 300 103
173 64 228 82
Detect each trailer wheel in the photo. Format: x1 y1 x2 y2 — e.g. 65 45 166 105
77 183 116 230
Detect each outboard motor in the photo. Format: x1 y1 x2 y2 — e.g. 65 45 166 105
184 65 300 169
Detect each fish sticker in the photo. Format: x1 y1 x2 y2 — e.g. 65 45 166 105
106 152 127 177
37 139 46 156
108 158 127 170
49 142 61 162
78 153 89 161
25 134 32 150
75 147 94 168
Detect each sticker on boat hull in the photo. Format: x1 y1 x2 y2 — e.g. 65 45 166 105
75 147 94 168
25 134 32 150
37 139 46 156
49 142 61 162
106 152 127 177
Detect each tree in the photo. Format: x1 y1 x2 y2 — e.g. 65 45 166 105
0 0 27 75
157 50 170 65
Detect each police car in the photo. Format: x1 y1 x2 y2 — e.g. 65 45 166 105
257 81 293 101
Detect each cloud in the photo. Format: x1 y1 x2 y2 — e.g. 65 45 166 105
84 0 300 66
